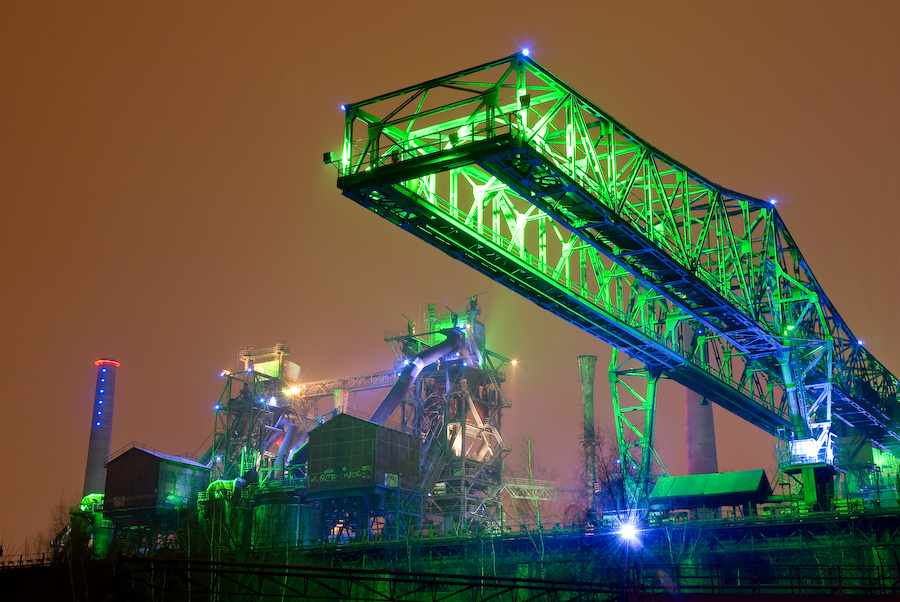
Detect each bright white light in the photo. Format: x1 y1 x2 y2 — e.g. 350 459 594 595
220 370 230 377
521 48 530 56
214 404 220 411
268 396 278 406
769 198 777 205
340 104 347 111
511 359 518 366
462 361 468 367
215 456 222 463
858 340 865 346
617 522 639 542
288 386 301 396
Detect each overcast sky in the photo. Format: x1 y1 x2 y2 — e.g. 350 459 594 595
2 1 898 551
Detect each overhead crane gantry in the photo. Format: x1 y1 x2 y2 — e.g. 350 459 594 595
330 52 900 508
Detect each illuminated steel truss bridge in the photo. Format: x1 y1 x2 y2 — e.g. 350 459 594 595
331 53 900 508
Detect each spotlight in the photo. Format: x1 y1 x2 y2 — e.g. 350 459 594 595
521 48 530 56
617 522 639 543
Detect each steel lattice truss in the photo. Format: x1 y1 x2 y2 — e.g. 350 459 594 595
333 54 900 485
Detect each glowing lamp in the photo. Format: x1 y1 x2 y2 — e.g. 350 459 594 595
769 198 777 205
95 422 101 427
340 104 347 111
617 522 639 542
95 359 121 367
858 340 865 345
521 48 530 56
511 359 518 366
214 403 221 411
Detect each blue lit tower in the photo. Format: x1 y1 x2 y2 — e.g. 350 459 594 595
82 358 119 497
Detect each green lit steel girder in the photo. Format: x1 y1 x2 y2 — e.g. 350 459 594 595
333 54 900 462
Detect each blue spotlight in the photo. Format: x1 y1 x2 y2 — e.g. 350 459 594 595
521 48 530 57
617 522 639 543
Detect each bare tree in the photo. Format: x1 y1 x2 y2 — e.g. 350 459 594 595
504 434 557 578
573 424 627 519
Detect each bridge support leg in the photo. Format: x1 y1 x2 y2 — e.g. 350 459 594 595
609 349 664 512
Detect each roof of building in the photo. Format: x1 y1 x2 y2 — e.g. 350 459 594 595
108 443 209 470
650 469 770 505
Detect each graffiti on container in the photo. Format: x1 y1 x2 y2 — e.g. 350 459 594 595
309 468 337 484
343 465 372 480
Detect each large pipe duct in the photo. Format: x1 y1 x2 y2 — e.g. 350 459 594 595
685 325 718 474
83 358 119 497
577 355 599 517
275 421 298 472
371 330 463 425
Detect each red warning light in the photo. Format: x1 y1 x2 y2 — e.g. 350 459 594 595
94 358 121 367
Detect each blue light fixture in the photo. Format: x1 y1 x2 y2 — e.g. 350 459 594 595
617 522 639 543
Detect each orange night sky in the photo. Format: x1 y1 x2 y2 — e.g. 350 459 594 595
1 2 898 552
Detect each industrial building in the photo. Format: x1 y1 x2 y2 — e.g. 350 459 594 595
22 51 900 599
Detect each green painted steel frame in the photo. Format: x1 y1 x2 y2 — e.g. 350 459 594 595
334 53 900 494
213 370 281 481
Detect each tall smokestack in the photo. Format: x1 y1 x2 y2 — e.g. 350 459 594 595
685 326 718 474
83 358 119 497
577 355 599 517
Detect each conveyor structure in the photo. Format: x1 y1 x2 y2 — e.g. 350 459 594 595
331 52 900 509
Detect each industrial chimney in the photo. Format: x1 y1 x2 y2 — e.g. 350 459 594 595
577 355 599 518
82 358 119 497
684 326 718 474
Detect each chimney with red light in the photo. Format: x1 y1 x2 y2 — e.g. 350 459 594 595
82 358 119 497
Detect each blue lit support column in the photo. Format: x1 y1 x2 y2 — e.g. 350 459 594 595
83 358 119 497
